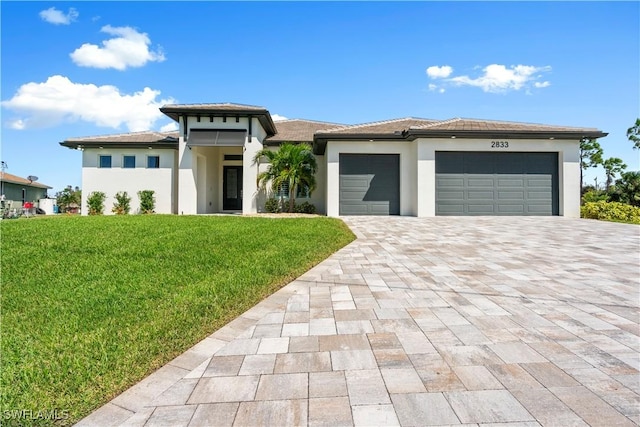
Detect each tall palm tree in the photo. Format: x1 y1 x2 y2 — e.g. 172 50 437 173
253 143 318 212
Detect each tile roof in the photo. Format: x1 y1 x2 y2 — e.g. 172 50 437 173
1 172 52 189
319 117 439 135
63 131 179 144
266 119 344 142
409 117 602 133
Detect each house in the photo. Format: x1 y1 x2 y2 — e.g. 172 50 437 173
60 103 607 217
0 172 52 207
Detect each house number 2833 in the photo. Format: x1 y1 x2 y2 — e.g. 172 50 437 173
491 141 509 148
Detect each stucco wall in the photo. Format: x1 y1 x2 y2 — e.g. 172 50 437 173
325 140 417 217
81 148 176 215
324 137 580 218
416 137 580 217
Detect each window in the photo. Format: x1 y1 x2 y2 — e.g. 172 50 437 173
224 154 243 161
99 155 112 168
147 156 160 168
276 182 289 198
123 156 136 168
296 184 310 199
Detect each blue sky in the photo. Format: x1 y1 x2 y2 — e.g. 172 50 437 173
1 1 638 194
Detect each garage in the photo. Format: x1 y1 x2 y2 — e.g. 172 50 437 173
339 154 400 215
435 152 559 216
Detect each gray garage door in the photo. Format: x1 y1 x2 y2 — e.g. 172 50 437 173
436 152 559 216
340 154 400 215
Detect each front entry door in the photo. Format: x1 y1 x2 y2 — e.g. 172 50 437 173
223 166 243 210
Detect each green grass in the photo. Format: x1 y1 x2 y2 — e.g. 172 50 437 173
1 215 354 425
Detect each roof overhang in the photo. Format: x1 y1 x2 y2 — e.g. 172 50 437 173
404 129 609 140
160 105 277 137
312 132 406 155
60 137 178 150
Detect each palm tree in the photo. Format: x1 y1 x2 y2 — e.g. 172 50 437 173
253 143 318 213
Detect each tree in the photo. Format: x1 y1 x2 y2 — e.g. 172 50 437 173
579 138 603 188
254 143 318 213
55 185 81 213
627 118 640 150
609 171 640 207
602 157 627 189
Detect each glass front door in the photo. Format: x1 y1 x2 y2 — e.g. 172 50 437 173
223 166 243 210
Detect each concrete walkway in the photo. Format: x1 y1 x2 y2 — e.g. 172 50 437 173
78 217 640 427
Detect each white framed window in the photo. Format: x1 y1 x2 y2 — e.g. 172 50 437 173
99 155 112 168
123 155 136 168
147 156 160 168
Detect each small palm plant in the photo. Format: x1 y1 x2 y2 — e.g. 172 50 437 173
253 143 317 213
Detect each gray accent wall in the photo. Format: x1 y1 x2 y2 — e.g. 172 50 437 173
435 152 559 216
339 154 400 215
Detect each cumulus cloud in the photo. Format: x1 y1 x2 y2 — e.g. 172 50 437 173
2 75 175 132
426 63 552 94
159 122 178 132
39 7 78 25
271 114 288 121
70 25 165 70
426 65 453 79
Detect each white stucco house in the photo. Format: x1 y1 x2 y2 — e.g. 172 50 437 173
60 103 607 217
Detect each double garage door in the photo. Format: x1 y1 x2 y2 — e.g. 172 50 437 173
338 152 559 216
436 152 559 216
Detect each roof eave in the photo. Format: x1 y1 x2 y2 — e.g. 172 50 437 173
405 129 608 140
313 133 405 155
159 106 278 136
60 141 179 150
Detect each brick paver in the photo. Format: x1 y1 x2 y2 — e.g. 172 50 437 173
77 217 640 426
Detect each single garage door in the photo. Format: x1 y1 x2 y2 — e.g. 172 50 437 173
436 152 558 216
340 154 400 215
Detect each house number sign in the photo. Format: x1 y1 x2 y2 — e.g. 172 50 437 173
491 140 509 148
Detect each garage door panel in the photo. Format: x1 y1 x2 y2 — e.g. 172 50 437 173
468 204 495 214
435 152 558 216
468 191 495 199
339 154 399 215
498 191 525 200
438 191 465 200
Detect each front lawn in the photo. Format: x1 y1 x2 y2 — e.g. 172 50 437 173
0 215 354 425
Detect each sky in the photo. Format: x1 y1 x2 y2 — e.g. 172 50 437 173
1 1 638 195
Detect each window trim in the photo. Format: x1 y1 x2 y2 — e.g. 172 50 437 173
147 155 160 169
99 155 112 168
123 155 136 169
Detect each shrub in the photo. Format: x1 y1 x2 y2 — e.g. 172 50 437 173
138 190 155 214
264 198 280 213
294 201 316 214
581 190 609 205
86 191 106 215
112 191 131 215
581 201 640 224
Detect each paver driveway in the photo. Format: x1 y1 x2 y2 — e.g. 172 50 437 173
79 217 640 427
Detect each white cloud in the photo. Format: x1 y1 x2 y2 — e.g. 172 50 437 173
426 63 551 94
70 25 165 70
39 7 78 25
271 114 288 121
1 75 175 132
426 65 453 79
447 64 552 93
159 122 178 132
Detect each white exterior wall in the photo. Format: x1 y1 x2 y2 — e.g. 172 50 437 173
177 115 267 215
325 140 417 217
81 148 176 215
415 137 580 217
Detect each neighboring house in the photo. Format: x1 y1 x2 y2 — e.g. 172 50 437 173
60 103 607 217
0 172 52 206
